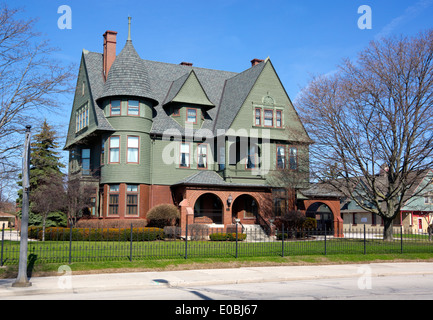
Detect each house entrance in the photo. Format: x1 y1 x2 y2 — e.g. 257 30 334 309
193 193 223 224
232 194 258 223
306 202 334 232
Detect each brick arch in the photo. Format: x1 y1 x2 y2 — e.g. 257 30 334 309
303 199 343 237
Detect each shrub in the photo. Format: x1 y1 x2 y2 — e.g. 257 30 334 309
29 227 164 241
75 219 147 228
146 204 180 228
303 217 317 230
209 232 246 241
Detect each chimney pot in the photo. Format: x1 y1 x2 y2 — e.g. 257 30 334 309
251 58 264 67
180 62 193 67
103 30 118 80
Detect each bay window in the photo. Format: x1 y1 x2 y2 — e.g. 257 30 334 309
109 136 120 163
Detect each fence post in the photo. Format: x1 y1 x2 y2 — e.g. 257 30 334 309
363 224 366 255
324 227 327 255
281 223 285 258
400 225 403 254
130 223 133 262
1 223 4 266
69 226 73 264
185 222 188 259
235 221 239 259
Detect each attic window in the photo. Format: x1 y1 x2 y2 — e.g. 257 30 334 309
76 103 89 132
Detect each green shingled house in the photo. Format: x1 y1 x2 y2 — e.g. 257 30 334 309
65 19 336 232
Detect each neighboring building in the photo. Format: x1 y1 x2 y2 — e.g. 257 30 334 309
64 19 341 234
316 170 433 233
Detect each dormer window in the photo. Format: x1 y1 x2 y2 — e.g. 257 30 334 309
187 108 197 123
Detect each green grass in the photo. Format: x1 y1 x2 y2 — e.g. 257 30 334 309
1 237 432 279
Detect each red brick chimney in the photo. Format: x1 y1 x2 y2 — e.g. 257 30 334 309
180 62 193 67
251 58 264 67
103 30 118 80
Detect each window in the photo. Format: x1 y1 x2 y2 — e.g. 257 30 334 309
246 145 258 169
126 185 138 215
255 108 261 126
197 144 208 169
425 195 433 204
127 136 139 163
76 103 89 132
276 110 282 128
264 110 273 127
108 185 119 215
110 100 121 116
109 136 120 163
276 146 285 169
128 100 139 116
289 147 297 170
90 197 96 216
173 107 180 116
101 138 106 165
187 108 197 123
81 149 91 175
180 143 190 168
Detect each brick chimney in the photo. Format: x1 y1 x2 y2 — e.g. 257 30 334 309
103 30 118 80
180 62 193 67
251 58 264 67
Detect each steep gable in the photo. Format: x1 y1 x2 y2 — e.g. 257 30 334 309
223 59 312 144
163 70 214 108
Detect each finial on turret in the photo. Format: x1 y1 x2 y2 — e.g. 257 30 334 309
127 17 132 41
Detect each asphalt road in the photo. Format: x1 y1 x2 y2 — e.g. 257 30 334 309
4 273 433 300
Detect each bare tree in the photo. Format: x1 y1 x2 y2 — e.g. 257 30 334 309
30 173 65 241
0 5 73 181
65 177 94 227
297 30 433 240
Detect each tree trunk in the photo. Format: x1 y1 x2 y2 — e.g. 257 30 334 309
42 213 47 242
383 218 394 241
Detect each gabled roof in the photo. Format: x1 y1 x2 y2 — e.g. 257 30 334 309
163 70 214 108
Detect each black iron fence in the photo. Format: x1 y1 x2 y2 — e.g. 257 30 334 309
1 223 432 266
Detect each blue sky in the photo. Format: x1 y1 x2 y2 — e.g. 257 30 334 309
7 0 433 158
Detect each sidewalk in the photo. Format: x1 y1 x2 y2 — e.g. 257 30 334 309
1 262 433 297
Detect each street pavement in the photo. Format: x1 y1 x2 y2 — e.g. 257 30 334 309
1 262 433 298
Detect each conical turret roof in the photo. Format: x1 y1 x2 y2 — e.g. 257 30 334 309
99 40 158 104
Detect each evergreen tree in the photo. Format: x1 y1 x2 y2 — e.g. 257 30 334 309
16 120 66 231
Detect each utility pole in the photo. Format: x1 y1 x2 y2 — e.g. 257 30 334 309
12 125 32 287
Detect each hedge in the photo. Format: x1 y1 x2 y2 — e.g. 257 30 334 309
209 232 247 241
28 226 164 241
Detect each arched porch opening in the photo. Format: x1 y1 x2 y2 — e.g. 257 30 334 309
306 202 334 232
232 194 259 224
193 193 223 224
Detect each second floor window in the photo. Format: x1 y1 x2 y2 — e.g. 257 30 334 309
246 145 258 169
180 143 190 168
276 146 285 169
276 110 282 128
81 149 91 175
289 147 297 170
197 144 207 169
109 136 120 163
127 136 139 163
